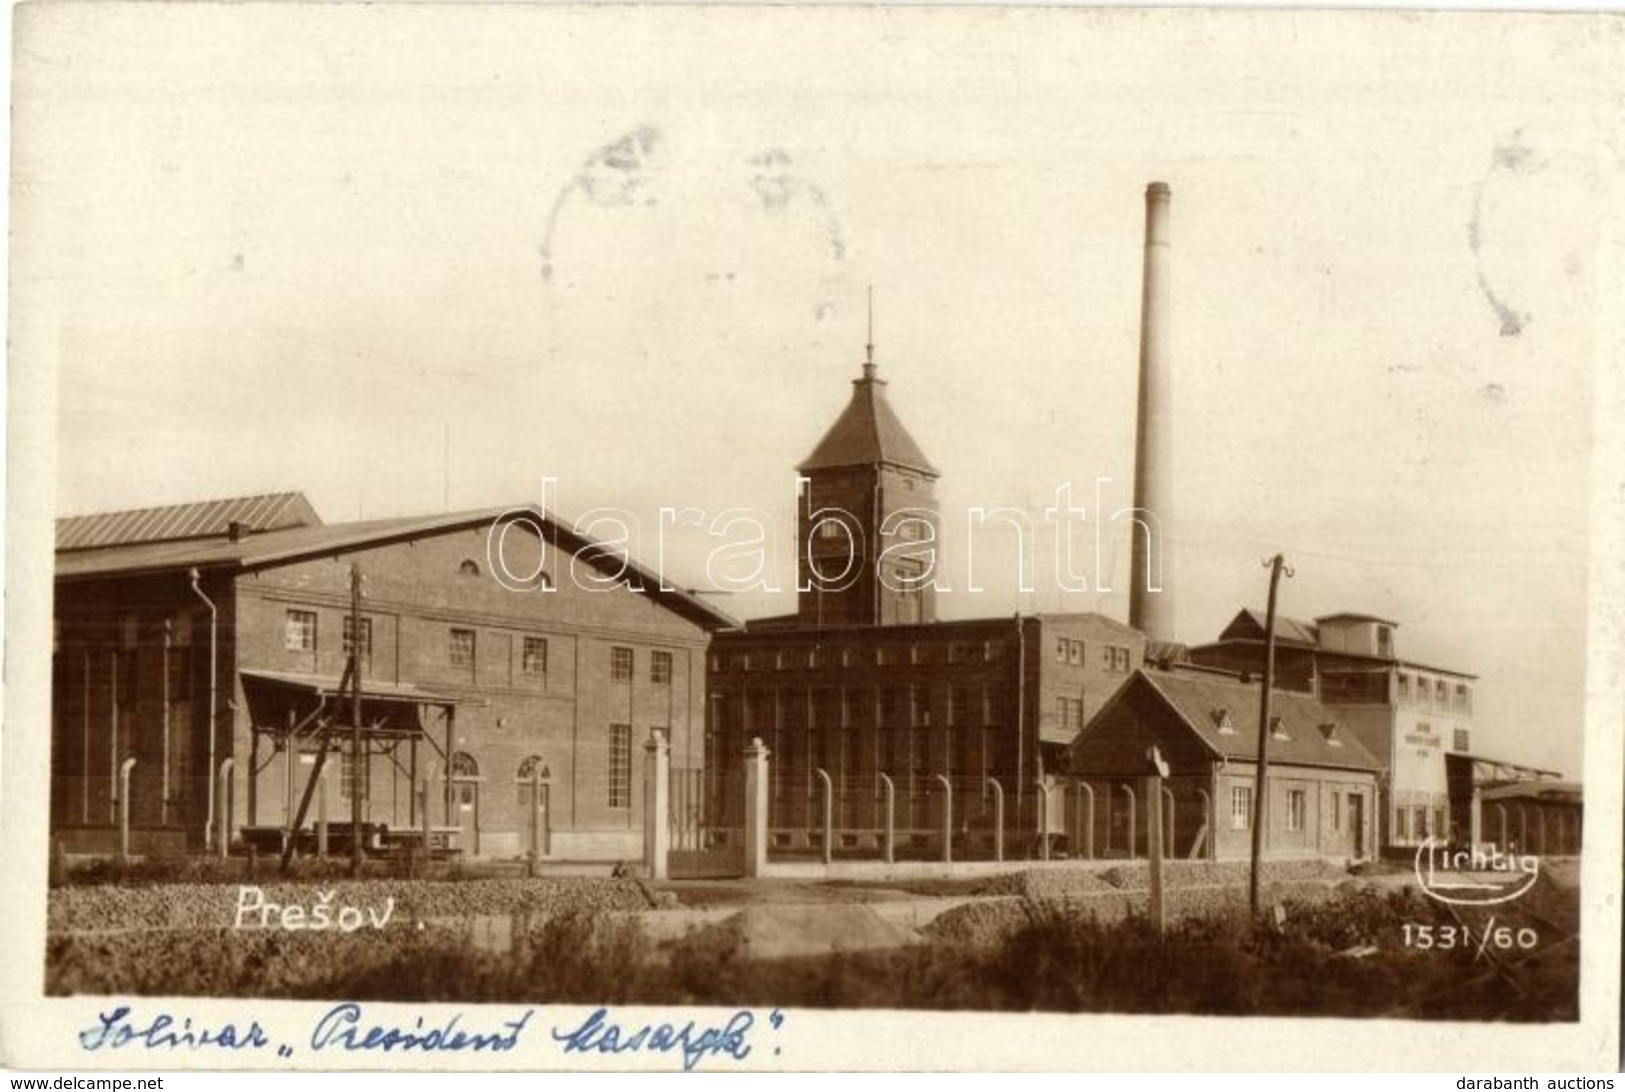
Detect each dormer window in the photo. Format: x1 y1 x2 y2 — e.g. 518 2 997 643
1211 708 1236 735
1319 721 1342 746
1269 715 1289 740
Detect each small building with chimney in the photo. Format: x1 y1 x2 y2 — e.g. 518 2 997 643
52 494 733 860
1065 666 1383 861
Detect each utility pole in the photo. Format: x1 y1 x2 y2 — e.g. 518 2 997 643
350 563 364 876
1249 553 1292 918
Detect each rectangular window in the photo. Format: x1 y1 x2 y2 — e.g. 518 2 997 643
522 636 548 676
1055 638 1068 663
284 610 317 652
1455 684 1471 713
947 643 967 665
1435 680 1448 704
875 646 896 667
1453 728 1470 752
1397 673 1411 702
1395 807 1411 842
1414 806 1430 840
611 646 634 682
1415 676 1430 705
1116 647 1131 671
1434 807 1448 841
651 650 673 685
1332 792 1343 832
1068 640 1084 666
1230 786 1252 830
449 628 476 668
775 649 792 671
912 684 931 726
339 747 368 803
608 723 632 808
1286 789 1306 832
342 616 373 672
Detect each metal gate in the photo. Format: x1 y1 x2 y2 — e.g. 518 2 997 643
669 767 743 877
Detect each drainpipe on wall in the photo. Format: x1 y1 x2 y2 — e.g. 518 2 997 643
188 568 219 852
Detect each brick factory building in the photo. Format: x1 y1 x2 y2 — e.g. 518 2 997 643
52 494 732 861
704 350 1150 855
1186 610 1486 852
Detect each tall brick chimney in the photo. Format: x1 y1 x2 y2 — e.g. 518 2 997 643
1129 181 1174 640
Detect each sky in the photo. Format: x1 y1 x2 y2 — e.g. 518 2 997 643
16 5 1618 778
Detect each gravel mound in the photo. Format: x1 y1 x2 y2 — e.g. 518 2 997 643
694 904 924 960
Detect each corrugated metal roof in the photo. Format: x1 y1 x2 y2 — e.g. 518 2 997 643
54 503 738 632
56 492 321 551
1221 608 1321 647
1134 667 1383 772
798 370 938 477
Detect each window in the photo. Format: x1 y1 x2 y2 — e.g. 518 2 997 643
709 652 727 672
875 646 896 667
449 628 476 668
879 688 903 726
1286 789 1306 832
458 559 481 577
342 616 373 671
1057 696 1084 733
1453 728 1470 752
1230 786 1252 830
522 636 548 677
1069 640 1085 666
949 685 969 727
516 754 548 807
284 610 317 652
1414 806 1430 840
449 751 479 809
1397 673 1411 702
1056 638 1068 663
119 613 140 650
1376 625 1393 657
775 649 792 671
1395 808 1411 842
1102 645 1130 672
651 650 673 685
608 724 632 808
1332 792 1343 832
611 646 634 682
1415 676 1430 704
1455 684 1471 713
817 518 845 539
1434 807 1448 841
339 746 369 802
912 684 931 726
948 643 968 665
1435 680 1448 704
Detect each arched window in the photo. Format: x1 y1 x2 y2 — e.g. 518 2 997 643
459 558 481 577
449 750 479 808
516 754 550 806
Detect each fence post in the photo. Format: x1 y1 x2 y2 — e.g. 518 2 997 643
1121 782 1138 858
935 775 953 864
217 758 235 860
986 778 1005 862
420 773 433 860
1146 773 1166 935
1077 781 1095 860
815 769 834 865
316 767 329 858
878 773 895 864
743 738 770 878
1038 782 1050 861
643 730 670 881
118 758 136 863
1161 784 1177 860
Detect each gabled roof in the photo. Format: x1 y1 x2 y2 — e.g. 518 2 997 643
798 371 938 477
1133 667 1383 772
1217 608 1320 648
56 492 320 552
55 503 737 631
1316 611 1399 627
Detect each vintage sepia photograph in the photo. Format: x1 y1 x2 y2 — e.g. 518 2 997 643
4 1 1622 1074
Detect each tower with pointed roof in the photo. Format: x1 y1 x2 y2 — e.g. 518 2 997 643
796 330 940 627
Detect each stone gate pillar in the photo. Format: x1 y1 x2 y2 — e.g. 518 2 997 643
743 737 770 878
643 730 671 880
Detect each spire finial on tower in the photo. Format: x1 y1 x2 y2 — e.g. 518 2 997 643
862 285 876 379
